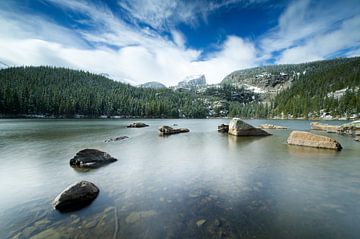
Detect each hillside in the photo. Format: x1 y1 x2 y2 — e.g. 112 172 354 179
222 57 360 101
0 66 207 118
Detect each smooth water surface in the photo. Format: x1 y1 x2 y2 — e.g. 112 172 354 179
0 119 360 239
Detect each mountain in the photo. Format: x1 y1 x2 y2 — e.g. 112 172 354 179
222 57 359 101
140 81 166 89
177 74 206 89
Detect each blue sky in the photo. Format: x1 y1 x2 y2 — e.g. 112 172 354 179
0 0 359 85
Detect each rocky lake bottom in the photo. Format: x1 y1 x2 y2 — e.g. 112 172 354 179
0 119 360 239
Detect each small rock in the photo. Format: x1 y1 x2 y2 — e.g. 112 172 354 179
127 122 149 128
311 122 339 133
258 124 287 129
159 126 190 136
196 219 207 227
217 124 229 133
105 136 128 142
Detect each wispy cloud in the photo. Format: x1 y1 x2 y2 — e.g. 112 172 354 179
0 0 359 86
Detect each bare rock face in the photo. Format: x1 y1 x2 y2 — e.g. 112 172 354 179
287 131 342 151
258 124 287 129
53 181 99 212
218 124 229 133
70 149 117 169
159 126 190 136
228 118 271 136
310 122 339 133
127 122 149 128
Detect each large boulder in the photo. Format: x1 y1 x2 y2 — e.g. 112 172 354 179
228 118 271 136
159 126 189 136
258 124 287 129
218 124 229 133
127 122 149 128
287 131 342 151
70 149 117 169
53 181 99 212
310 122 339 133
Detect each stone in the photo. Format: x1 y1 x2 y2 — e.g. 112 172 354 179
127 122 149 128
228 118 271 136
196 219 207 227
125 210 157 224
310 122 339 133
53 181 99 212
258 124 287 129
70 149 117 169
159 125 190 136
105 135 128 142
287 131 342 151
217 124 229 133
338 120 360 136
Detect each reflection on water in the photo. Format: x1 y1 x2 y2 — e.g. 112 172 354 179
0 119 360 239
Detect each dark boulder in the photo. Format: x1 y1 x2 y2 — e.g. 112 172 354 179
70 149 117 169
159 126 190 136
218 124 229 133
53 181 99 212
127 122 149 128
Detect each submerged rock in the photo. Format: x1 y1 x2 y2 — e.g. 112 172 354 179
196 219 207 227
228 118 271 136
125 210 157 224
159 125 190 135
258 124 287 129
287 131 342 151
217 124 229 133
53 181 99 212
127 122 149 128
310 122 339 133
70 149 117 169
105 136 129 143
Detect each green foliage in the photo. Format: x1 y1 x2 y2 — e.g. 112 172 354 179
0 66 207 118
272 57 360 118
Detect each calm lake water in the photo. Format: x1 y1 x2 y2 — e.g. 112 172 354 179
0 119 360 239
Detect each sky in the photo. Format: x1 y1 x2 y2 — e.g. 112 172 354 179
0 0 359 86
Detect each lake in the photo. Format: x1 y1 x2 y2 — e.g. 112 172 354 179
1 119 360 239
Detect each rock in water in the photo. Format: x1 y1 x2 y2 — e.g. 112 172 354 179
53 181 99 212
338 120 360 136
70 149 117 168
105 136 129 142
228 118 271 136
127 122 149 128
159 126 190 135
258 124 287 129
310 122 339 133
218 124 229 133
287 131 342 151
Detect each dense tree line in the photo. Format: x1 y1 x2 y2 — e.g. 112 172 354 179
272 57 360 118
1 57 359 119
0 66 207 118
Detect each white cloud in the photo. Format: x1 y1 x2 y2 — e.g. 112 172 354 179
0 0 259 85
0 0 359 87
260 0 360 64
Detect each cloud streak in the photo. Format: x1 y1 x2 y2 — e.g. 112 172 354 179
0 0 359 86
